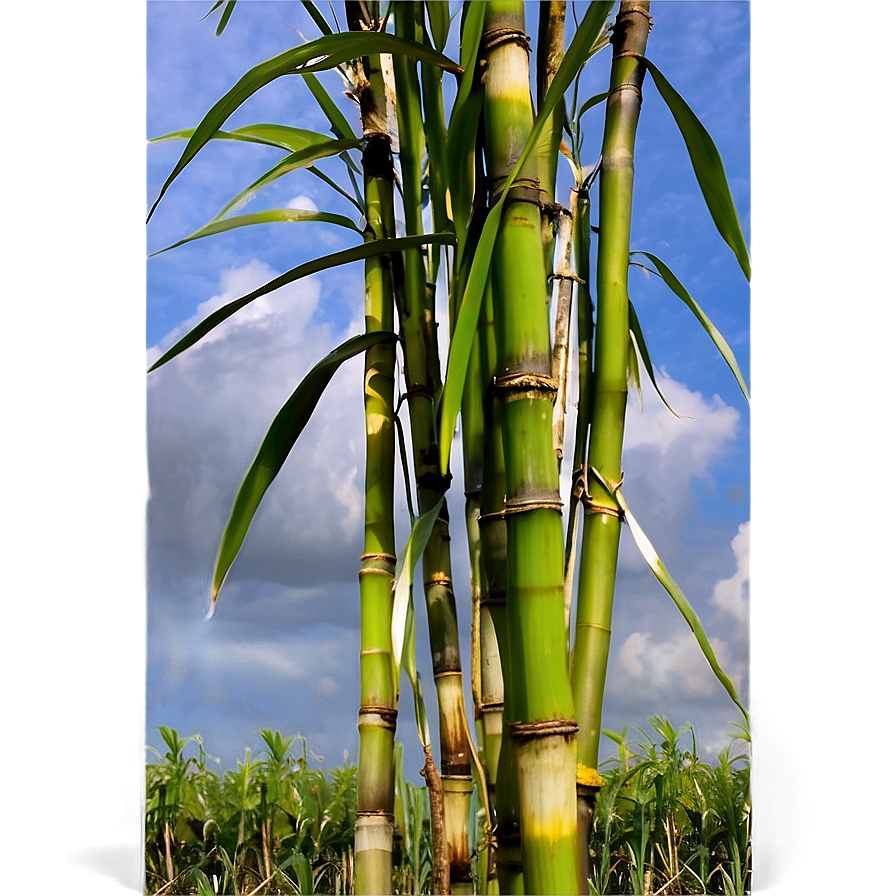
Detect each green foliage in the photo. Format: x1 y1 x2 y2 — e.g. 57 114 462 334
145 721 749 894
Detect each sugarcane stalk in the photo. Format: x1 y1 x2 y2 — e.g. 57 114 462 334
481 4 581 891
392 7 474 890
570 2 652 888
349 5 399 891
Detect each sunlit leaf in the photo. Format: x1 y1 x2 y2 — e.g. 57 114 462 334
208 137 361 222
589 467 749 722
149 122 342 153
631 251 749 402
627 299 680 417
208 331 398 615
642 59 750 281
148 233 454 372
148 208 361 258
147 31 462 221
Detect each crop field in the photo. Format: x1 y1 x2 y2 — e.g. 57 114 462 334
145 717 750 895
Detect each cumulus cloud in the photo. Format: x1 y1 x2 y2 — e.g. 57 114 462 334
147 258 367 596
287 193 320 212
711 521 750 623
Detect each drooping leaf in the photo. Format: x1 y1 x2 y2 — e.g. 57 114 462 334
301 72 358 142
147 31 462 220
425 1 450 52
150 122 342 153
147 208 361 258
438 1 614 473
208 331 398 614
392 500 444 746
392 500 443 687
576 89 610 123
301 0 333 36
214 0 236 36
642 58 751 281
631 251 749 402
627 299 681 417
148 233 454 372
207 137 362 222
589 467 749 722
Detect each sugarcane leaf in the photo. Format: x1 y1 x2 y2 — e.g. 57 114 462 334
214 1 236 36
577 89 610 123
392 498 443 679
425 1 450 52
207 137 362 222
301 0 333 36
147 32 462 221
589 467 749 722
148 208 361 258
631 251 749 402
438 0 613 474
148 233 454 372
627 299 681 417
627 330 643 411
208 330 397 615
641 59 750 281
301 73 358 143
150 122 343 153
392 500 444 745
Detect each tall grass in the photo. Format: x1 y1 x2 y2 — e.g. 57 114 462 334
145 721 749 895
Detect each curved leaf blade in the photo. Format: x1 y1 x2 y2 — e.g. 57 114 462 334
627 299 681 417
632 251 749 402
209 330 398 614
147 32 462 221
148 208 361 258
208 137 362 222
149 123 344 153
642 58 751 281
590 468 749 722
148 233 454 373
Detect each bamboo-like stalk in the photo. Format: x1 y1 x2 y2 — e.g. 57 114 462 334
349 5 399 891
481 4 581 891
570 2 652 887
392 7 474 890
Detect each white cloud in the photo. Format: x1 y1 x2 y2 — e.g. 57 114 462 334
711 521 750 623
147 258 367 595
612 629 745 703
287 193 320 213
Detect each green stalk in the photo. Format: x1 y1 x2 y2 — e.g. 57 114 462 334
481 4 581 891
478 281 522 896
392 7 473 890
570 2 652 886
349 6 398 891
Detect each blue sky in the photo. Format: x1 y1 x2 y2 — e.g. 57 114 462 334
144 1 751 774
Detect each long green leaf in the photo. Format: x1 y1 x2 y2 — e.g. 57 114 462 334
391 500 444 746
147 31 462 220
208 331 397 614
214 1 236 36
207 137 362 223
589 467 749 721
425 1 450 52
300 0 333 37
631 251 750 402
149 122 342 153
148 208 361 257
627 299 680 417
148 233 454 372
642 58 750 281
438 1 614 473
301 72 358 142
576 89 610 123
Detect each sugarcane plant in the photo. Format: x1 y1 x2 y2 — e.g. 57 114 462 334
147 1 750 892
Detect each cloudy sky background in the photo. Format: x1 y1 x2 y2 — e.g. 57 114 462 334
145 0 751 773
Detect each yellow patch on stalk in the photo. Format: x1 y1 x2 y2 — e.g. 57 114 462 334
577 763 605 788
485 47 534 106
516 736 578 841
